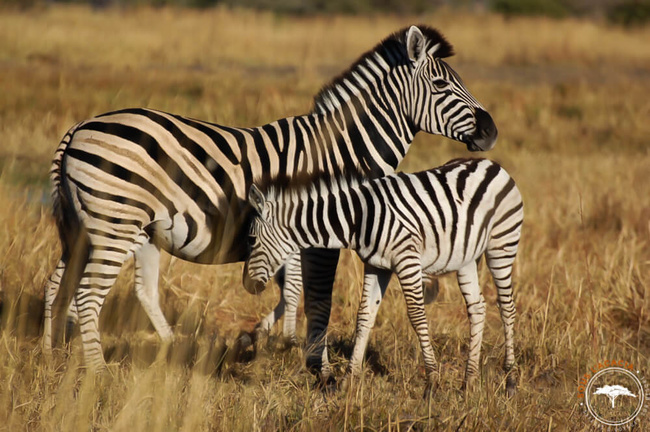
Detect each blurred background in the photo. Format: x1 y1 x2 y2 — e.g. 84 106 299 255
3 0 650 26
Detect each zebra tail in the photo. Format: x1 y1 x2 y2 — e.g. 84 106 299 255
49 122 91 347
50 122 84 262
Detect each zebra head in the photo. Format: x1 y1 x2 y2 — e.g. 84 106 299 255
405 25 497 151
242 184 296 294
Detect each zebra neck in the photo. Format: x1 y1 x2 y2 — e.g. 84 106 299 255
305 90 416 177
287 190 352 251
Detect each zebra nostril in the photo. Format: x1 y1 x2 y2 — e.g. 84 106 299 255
243 276 266 294
242 265 267 294
467 108 498 151
475 109 497 139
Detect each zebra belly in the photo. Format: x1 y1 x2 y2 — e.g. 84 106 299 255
420 237 485 275
147 210 250 264
145 216 205 260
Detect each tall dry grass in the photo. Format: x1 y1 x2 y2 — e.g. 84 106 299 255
0 5 649 431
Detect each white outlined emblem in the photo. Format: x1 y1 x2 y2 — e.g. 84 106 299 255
578 361 648 429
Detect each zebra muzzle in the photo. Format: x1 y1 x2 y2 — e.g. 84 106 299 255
242 263 268 294
466 108 498 152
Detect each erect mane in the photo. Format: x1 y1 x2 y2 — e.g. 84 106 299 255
312 25 454 115
253 170 366 203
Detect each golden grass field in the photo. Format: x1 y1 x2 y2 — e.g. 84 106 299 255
0 4 649 431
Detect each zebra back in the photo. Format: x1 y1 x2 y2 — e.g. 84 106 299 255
246 158 523 283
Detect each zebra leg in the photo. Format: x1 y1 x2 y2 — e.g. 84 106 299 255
395 256 439 395
457 261 486 392
134 240 173 343
255 253 301 346
43 259 65 354
301 248 339 386
280 253 302 345
486 248 518 398
74 236 135 369
61 293 85 346
346 265 391 379
255 287 285 336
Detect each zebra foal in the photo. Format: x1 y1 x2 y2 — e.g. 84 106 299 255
244 158 522 395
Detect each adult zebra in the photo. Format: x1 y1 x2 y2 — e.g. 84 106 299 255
44 25 498 371
244 158 523 395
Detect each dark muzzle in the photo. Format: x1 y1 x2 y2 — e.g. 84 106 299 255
242 262 267 294
466 108 498 152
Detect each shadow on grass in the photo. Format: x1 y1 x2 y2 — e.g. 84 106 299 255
0 289 251 377
329 337 389 377
0 289 390 383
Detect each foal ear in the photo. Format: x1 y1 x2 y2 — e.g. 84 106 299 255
406 25 426 66
248 184 266 215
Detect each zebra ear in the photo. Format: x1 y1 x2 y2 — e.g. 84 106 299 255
406 25 426 66
248 184 266 215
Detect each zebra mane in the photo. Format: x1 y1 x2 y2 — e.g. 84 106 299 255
312 25 454 115
254 170 366 204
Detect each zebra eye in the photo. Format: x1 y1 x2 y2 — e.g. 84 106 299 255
248 235 257 247
432 79 449 90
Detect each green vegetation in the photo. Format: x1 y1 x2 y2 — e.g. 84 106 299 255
608 0 650 27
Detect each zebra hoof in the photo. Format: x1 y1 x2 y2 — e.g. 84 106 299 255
237 331 255 349
234 331 257 363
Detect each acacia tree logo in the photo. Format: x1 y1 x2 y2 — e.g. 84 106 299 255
593 385 637 409
578 364 649 428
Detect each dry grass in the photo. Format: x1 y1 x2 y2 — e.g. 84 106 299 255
0 5 649 431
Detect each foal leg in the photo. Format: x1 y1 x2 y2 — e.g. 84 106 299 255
280 253 303 346
255 253 302 346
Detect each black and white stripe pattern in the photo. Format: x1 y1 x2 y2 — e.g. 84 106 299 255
43 25 498 370
244 158 522 394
